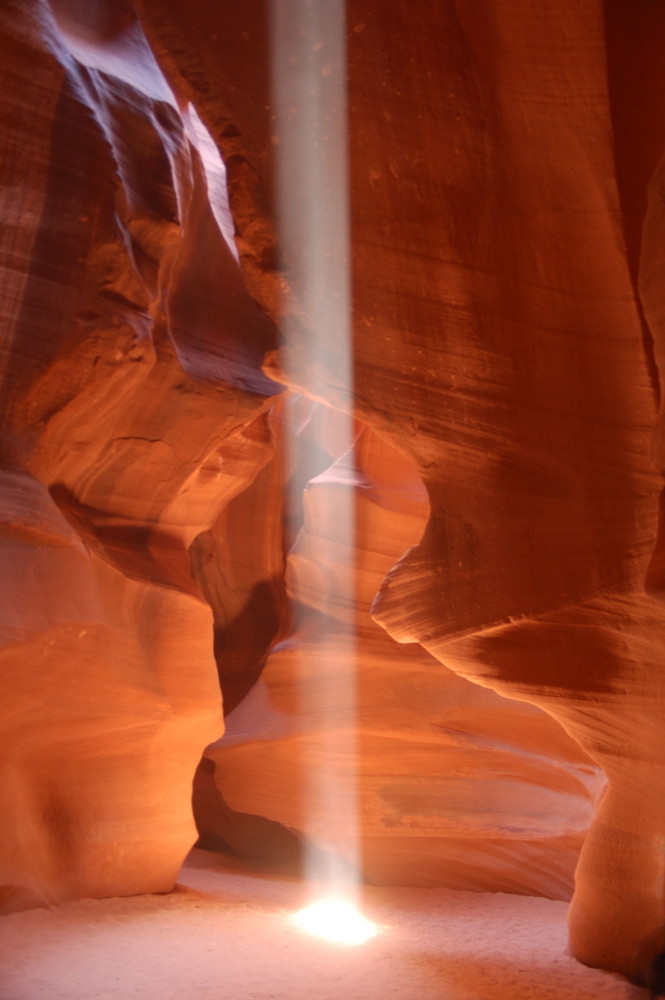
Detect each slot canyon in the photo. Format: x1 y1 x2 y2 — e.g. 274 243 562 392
2 0 665 996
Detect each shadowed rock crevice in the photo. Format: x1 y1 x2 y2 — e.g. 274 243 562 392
3 3 665 987
201 414 604 899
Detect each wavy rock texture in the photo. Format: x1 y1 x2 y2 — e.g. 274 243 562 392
0 469 222 912
204 415 603 898
127 0 665 982
0 0 278 908
4 0 665 987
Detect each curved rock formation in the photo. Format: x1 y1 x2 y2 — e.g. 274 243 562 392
0 469 222 911
4 0 665 987
143 0 665 981
0 0 278 908
204 415 603 898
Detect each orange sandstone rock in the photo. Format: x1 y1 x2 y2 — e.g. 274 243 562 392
4 0 665 986
205 417 603 898
0 0 277 907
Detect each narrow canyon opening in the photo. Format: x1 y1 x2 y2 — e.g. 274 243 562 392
3 1 665 998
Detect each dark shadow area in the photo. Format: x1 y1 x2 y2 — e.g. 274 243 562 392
48 482 200 594
211 579 285 714
192 756 304 875
603 0 665 403
192 756 362 883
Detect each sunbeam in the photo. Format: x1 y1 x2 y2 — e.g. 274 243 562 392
270 0 363 901
293 898 378 945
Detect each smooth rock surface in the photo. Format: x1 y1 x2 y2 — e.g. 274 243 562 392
0 0 277 908
205 416 604 899
144 0 665 979
3 1 665 986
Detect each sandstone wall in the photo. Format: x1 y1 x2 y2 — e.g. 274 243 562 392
3 0 665 984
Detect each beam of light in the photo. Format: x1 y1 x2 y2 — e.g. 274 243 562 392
293 898 378 945
271 0 367 920
270 0 351 407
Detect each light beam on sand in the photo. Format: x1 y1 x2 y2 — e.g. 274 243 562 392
293 899 378 945
271 0 373 938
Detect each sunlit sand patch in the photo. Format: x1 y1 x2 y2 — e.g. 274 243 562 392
293 898 378 945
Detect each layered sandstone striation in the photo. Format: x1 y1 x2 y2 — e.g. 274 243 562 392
139 0 665 982
3 0 665 986
0 0 278 909
204 415 603 898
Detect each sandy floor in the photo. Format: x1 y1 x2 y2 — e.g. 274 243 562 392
0 848 643 1000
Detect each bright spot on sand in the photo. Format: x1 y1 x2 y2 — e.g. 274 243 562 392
293 899 378 945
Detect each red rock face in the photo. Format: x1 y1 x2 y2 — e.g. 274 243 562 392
0 0 277 909
203 411 603 898
3 0 665 985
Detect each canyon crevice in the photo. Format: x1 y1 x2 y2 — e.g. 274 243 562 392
2 0 665 986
